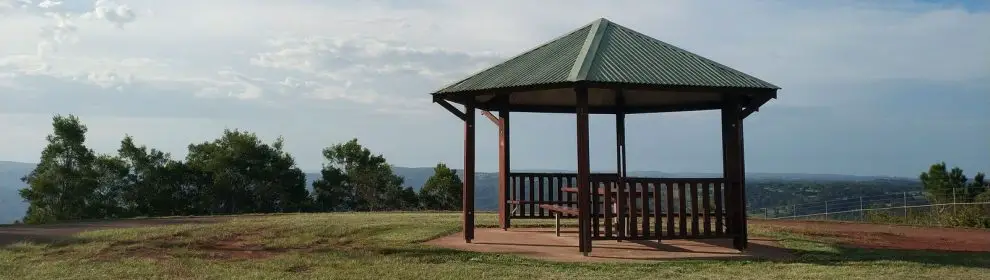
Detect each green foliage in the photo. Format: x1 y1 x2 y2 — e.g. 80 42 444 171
920 162 969 203
19 115 101 224
90 154 130 218
419 163 462 210
18 116 316 224
184 130 310 214
116 135 191 216
913 162 989 228
312 139 411 211
862 205 990 228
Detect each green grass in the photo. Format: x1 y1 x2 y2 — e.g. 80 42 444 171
0 213 988 279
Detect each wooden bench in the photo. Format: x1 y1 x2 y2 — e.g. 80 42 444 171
508 200 574 216
538 204 578 236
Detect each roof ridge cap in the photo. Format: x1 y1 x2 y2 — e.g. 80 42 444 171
432 21 596 94
567 18 609 82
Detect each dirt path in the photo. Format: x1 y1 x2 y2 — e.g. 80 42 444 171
0 216 229 246
751 219 990 252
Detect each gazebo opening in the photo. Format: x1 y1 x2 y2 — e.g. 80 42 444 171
432 18 779 255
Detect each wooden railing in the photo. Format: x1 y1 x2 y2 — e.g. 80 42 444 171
506 172 617 219
603 177 728 240
506 172 729 240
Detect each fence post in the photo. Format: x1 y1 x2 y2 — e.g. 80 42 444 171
824 201 829 220
859 196 864 221
764 207 769 219
902 192 908 217
952 188 957 215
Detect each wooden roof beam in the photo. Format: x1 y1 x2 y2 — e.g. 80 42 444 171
741 92 776 119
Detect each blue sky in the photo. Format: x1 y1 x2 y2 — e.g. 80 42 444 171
0 0 987 178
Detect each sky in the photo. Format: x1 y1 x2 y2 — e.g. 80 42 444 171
0 0 987 178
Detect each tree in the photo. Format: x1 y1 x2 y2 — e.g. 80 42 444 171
313 139 406 211
312 165 351 211
919 162 968 203
419 163 462 211
969 172 987 195
19 115 101 224
117 135 190 216
397 187 420 210
184 130 309 214
90 154 130 218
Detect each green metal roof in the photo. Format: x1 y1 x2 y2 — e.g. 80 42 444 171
434 18 779 95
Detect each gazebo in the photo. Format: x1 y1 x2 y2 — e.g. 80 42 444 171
431 18 779 255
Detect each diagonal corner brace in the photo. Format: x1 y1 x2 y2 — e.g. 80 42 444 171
480 110 500 125
435 98 467 120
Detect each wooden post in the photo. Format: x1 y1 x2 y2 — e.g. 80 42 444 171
721 93 745 251
463 102 476 243
576 87 592 255
738 110 748 248
499 97 511 230
720 102 735 237
615 90 627 241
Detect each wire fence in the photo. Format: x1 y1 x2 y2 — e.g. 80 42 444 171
753 186 990 227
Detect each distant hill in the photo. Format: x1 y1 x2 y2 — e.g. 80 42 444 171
0 161 33 224
0 161 920 224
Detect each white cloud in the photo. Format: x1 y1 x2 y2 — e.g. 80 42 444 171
0 0 987 175
81 0 136 28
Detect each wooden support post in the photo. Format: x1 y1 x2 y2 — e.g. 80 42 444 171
721 107 735 237
463 102 476 243
721 93 746 251
576 87 592 256
555 212 561 237
738 111 748 249
615 90 627 241
498 97 511 230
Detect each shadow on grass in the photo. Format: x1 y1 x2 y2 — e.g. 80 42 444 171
777 241 990 268
0 217 228 246
416 235 990 269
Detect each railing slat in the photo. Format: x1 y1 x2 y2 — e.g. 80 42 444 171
715 181 724 236
653 182 661 240
703 182 712 236
691 182 700 236
641 182 650 238
629 181 638 238
528 176 535 216
538 175 545 217
666 183 675 238
679 183 688 237
567 176 575 217
592 181 600 238
604 181 613 238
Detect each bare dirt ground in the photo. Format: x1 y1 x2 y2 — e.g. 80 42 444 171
0 216 229 246
750 219 990 252
427 227 793 263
